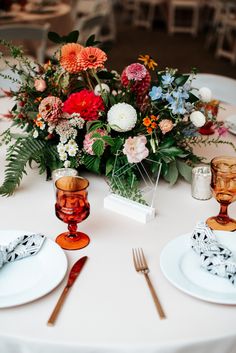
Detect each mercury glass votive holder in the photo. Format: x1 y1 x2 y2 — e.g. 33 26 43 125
191 165 212 200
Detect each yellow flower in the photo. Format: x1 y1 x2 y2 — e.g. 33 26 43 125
138 55 158 70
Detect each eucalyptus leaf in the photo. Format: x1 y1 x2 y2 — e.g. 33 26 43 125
163 161 178 185
176 159 193 183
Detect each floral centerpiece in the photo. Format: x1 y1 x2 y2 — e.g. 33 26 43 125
0 30 233 196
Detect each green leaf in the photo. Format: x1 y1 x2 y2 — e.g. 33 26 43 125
159 136 175 148
85 34 101 47
188 92 199 103
65 30 79 43
163 161 178 185
92 139 105 157
159 146 188 157
102 135 114 146
105 157 115 176
110 137 124 154
176 159 193 183
97 71 115 80
48 31 63 44
83 155 101 174
174 75 189 86
87 121 103 133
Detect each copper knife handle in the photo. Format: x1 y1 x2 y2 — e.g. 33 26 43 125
47 285 70 326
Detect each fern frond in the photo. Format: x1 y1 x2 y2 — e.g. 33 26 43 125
0 137 47 196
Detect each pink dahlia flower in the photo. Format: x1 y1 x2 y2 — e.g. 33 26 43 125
121 63 151 97
123 135 149 164
38 96 63 123
125 63 148 81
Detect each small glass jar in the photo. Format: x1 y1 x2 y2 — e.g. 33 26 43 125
52 168 78 185
191 165 212 200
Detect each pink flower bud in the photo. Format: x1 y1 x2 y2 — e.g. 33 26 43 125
34 78 46 92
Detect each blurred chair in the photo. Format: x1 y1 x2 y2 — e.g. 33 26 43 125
193 73 236 105
215 3 236 65
168 0 200 36
133 0 166 30
0 23 50 63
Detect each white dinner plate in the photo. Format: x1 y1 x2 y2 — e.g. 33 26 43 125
0 230 67 308
160 231 236 304
225 115 236 135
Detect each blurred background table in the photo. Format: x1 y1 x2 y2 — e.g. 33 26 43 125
0 96 236 353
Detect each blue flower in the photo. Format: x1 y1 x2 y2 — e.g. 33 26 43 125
169 99 186 115
162 73 174 86
149 86 162 101
172 87 189 100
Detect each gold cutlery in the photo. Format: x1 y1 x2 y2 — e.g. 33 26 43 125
47 256 88 326
132 248 166 319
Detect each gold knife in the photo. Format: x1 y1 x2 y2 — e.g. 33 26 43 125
47 256 88 326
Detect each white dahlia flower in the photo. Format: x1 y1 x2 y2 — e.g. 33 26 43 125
199 87 212 103
190 111 206 127
94 83 110 96
107 103 137 132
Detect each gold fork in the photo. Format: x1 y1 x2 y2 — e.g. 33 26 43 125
132 248 166 319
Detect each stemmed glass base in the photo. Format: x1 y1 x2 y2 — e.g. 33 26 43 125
56 231 90 250
206 216 236 231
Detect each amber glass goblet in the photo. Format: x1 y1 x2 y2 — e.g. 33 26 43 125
55 176 90 250
206 156 236 231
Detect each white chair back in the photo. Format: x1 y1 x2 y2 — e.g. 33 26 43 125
0 23 50 63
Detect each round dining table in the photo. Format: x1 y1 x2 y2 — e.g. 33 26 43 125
0 3 72 35
0 97 236 353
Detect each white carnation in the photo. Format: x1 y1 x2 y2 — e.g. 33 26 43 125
94 83 110 96
199 87 212 102
190 111 206 127
107 103 137 132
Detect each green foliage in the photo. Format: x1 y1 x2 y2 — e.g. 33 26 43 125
48 30 79 44
0 137 60 196
83 155 101 174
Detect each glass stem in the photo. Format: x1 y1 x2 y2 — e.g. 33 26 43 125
217 203 230 224
68 222 77 238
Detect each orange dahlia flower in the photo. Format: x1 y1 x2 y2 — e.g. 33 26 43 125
60 43 83 73
78 47 107 70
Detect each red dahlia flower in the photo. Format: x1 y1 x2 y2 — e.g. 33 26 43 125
63 89 105 121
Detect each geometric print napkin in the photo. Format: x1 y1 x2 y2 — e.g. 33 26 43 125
0 234 45 269
191 221 236 285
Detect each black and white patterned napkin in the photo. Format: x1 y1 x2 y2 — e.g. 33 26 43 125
191 221 236 285
0 234 45 269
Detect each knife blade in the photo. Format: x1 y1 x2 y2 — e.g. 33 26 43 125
47 256 88 326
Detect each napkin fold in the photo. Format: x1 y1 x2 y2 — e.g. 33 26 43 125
0 234 45 269
191 221 236 285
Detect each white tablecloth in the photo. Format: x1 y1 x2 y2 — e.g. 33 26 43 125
0 97 236 353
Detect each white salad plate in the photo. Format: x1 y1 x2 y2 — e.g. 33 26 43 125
160 231 236 304
0 230 67 308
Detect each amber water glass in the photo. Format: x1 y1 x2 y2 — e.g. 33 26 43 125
55 176 90 250
206 156 236 231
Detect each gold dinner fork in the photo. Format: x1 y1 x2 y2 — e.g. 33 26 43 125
132 248 166 319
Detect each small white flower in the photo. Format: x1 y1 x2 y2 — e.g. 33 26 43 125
57 143 66 154
112 90 117 96
107 103 137 132
94 83 110 96
67 145 78 157
59 152 67 161
190 111 206 127
199 87 212 103
60 136 68 144
64 160 71 168
33 130 39 138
